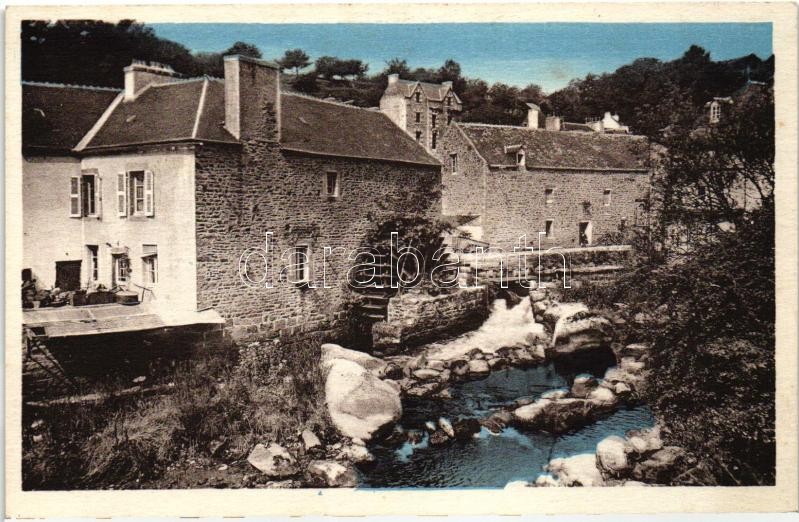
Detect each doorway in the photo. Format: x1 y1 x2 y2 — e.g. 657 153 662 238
55 260 82 291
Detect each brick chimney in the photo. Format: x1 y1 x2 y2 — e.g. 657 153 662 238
526 103 540 129
545 115 562 131
124 60 179 101
224 55 281 141
387 73 400 85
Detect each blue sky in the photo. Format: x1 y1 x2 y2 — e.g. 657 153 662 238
151 23 772 92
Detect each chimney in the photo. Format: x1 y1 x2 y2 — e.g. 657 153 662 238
387 73 400 85
545 115 561 131
526 103 540 129
224 55 281 141
124 60 179 101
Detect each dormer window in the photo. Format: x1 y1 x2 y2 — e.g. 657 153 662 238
447 96 452 106
415 91 421 103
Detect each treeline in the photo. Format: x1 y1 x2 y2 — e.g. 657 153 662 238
23 20 773 138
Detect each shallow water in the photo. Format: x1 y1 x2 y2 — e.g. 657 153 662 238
358 297 653 489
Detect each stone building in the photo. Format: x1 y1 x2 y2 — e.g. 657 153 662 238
379 74 462 153
435 106 651 250
22 56 440 341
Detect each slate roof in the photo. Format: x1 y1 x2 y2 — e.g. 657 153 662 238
76 77 437 165
280 94 439 166
22 82 120 153
459 123 650 171
84 78 237 149
383 78 459 103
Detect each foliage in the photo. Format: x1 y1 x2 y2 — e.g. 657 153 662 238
224 41 262 59
314 55 369 80
277 48 311 77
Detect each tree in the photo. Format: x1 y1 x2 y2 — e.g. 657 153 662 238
222 41 262 59
278 48 311 78
437 59 461 83
314 56 368 80
384 57 411 78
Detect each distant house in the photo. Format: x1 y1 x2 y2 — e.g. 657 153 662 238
435 105 651 250
22 57 440 341
379 74 463 153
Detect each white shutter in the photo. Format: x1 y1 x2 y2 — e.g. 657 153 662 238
96 176 103 217
117 172 127 217
69 175 81 217
144 170 154 217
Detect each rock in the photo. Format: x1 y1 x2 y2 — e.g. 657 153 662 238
550 312 613 357
614 382 633 396
480 417 504 435
406 430 425 444
307 460 357 487
465 348 485 360
627 427 663 455
587 386 618 408
533 300 548 315
218 464 228 471
504 480 531 490
406 382 442 397
488 358 508 370
533 344 547 359
514 397 535 407
379 362 404 380
325 358 402 441
571 375 598 398
620 357 646 373
620 343 650 358
428 429 450 446
321 343 386 376
340 444 374 464
301 429 322 451
413 368 441 381
539 398 598 433
540 389 568 400
542 302 589 330
439 370 451 383
133 375 146 384
534 474 560 487
513 399 550 427
468 359 490 375
247 443 298 477
547 453 605 486
452 418 481 440
631 446 687 483
449 359 470 379
438 417 455 438
596 435 630 478
530 289 548 302
425 359 446 371
424 421 437 432
495 346 516 359
208 438 227 457
407 353 428 371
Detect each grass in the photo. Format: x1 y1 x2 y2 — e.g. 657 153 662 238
22 337 333 490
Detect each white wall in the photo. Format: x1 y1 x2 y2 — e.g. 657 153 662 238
22 149 199 313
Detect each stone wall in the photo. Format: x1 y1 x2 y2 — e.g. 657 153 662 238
437 125 651 251
194 140 441 342
372 287 489 353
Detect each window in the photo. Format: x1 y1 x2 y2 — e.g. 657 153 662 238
431 114 437 128
415 112 421 123
415 131 422 142
447 114 453 125
449 153 458 175
142 244 158 285
415 91 421 103
545 220 554 238
324 171 340 198
431 131 437 150
579 221 593 246
620 218 628 231
603 189 612 206
447 96 452 106
117 170 154 217
70 172 100 217
709 101 721 123
291 244 311 283
545 188 554 205
87 245 99 282
517 150 526 168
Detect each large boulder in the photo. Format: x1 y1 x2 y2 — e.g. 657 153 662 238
325 358 402 441
547 453 605 486
571 375 598 398
596 435 631 478
307 460 358 487
452 418 482 440
321 343 387 376
550 311 613 357
468 359 490 375
538 398 597 433
542 302 589 331
247 443 298 477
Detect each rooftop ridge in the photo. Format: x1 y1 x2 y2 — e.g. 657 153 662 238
458 121 645 138
149 76 211 87
281 91 377 112
21 80 121 92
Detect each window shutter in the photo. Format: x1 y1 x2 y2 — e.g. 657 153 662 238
117 172 127 217
96 176 103 217
69 175 81 217
144 170 154 216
